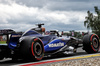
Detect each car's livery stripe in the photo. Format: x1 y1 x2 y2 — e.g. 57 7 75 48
18 53 100 66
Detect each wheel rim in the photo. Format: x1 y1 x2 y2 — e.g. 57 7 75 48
92 38 98 49
34 42 42 56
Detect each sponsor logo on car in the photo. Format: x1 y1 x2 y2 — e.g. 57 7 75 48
12 35 21 37
49 42 64 47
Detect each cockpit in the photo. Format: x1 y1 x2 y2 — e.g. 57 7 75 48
45 30 59 36
22 24 60 37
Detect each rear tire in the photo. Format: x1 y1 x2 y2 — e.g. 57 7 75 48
83 34 99 53
0 55 4 60
31 41 44 60
20 37 44 61
0 49 4 60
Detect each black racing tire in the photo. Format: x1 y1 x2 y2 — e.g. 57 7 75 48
0 49 4 60
20 37 44 61
0 55 4 60
12 54 19 61
83 34 99 53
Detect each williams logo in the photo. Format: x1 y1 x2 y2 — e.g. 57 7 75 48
49 42 64 47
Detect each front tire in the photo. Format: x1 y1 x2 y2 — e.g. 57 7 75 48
83 34 99 53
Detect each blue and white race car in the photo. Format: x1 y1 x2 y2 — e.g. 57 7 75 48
0 24 99 60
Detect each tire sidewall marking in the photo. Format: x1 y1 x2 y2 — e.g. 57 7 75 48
31 38 44 60
90 34 99 52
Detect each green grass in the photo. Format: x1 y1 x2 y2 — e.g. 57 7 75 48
0 41 6 44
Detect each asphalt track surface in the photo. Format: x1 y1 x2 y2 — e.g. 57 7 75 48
0 48 100 66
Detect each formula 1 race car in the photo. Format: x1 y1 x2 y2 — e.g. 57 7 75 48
0 24 99 60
